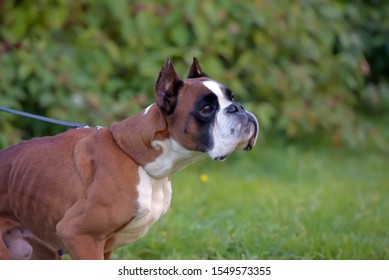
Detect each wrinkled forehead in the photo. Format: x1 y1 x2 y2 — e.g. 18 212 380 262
202 80 233 108
182 78 234 107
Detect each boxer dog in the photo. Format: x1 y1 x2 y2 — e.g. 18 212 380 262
0 58 258 259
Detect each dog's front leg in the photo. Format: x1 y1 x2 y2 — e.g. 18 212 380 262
56 201 108 260
59 233 105 260
104 251 112 260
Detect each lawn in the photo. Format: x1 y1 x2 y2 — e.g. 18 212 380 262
113 141 389 260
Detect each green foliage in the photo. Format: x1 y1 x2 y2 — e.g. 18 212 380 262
0 0 388 149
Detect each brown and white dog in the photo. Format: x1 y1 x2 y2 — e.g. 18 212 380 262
0 58 258 259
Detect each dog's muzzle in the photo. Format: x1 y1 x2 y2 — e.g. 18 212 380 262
243 112 258 151
226 102 259 151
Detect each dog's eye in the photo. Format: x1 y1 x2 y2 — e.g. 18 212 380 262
199 104 214 115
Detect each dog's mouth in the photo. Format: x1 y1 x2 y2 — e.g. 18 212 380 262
214 155 228 161
244 121 259 151
238 113 259 151
213 115 259 162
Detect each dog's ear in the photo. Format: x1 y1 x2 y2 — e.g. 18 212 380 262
187 57 207 78
155 58 183 115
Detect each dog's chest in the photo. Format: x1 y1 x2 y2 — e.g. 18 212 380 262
109 168 172 250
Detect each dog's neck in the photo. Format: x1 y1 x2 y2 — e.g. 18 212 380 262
109 104 204 179
143 138 206 179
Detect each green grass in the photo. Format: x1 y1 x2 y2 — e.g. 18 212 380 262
113 142 389 260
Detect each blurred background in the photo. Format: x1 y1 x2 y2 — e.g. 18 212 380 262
0 0 388 260
0 0 388 151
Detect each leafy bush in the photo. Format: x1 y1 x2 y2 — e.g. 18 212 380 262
0 0 388 150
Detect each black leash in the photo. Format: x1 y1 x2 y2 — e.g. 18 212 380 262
0 106 89 129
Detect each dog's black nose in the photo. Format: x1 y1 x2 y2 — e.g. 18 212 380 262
226 103 245 114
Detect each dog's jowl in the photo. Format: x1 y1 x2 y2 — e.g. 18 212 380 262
0 58 258 259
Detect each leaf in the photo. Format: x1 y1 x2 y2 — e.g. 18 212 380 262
192 15 210 45
170 25 189 47
46 5 68 31
256 103 277 129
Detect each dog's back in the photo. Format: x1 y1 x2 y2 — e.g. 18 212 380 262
0 129 96 239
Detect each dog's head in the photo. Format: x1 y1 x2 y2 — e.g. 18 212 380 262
155 58 258 161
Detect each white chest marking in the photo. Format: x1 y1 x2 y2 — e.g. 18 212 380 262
109 167 172 250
